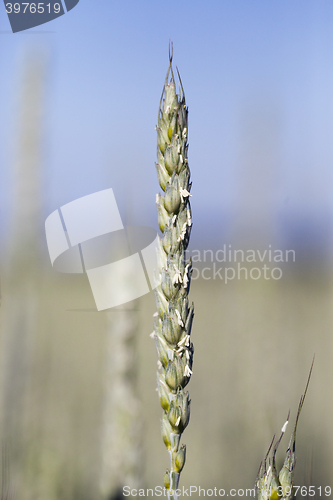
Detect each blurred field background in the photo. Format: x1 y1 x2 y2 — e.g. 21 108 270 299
1 1 333 499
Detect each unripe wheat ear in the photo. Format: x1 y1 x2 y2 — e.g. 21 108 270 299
255 356 314 500
151 42 193 500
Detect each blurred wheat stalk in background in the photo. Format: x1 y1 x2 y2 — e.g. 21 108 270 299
99 304 143 499
0 52 46 499
151 45 194 500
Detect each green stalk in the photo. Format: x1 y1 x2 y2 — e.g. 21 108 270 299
151 44 193 500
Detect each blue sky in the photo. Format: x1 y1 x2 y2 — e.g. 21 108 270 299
1 1 333 251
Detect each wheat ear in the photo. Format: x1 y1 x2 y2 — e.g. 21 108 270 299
255 358 314 500
151 44 194 500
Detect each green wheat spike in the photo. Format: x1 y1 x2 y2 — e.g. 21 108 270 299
255 358 314 500
151 43 194 500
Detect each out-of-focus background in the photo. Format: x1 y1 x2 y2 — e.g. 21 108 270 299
1 1 333 499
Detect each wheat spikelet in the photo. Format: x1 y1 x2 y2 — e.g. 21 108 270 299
255 359 314 500
151 44 193 500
